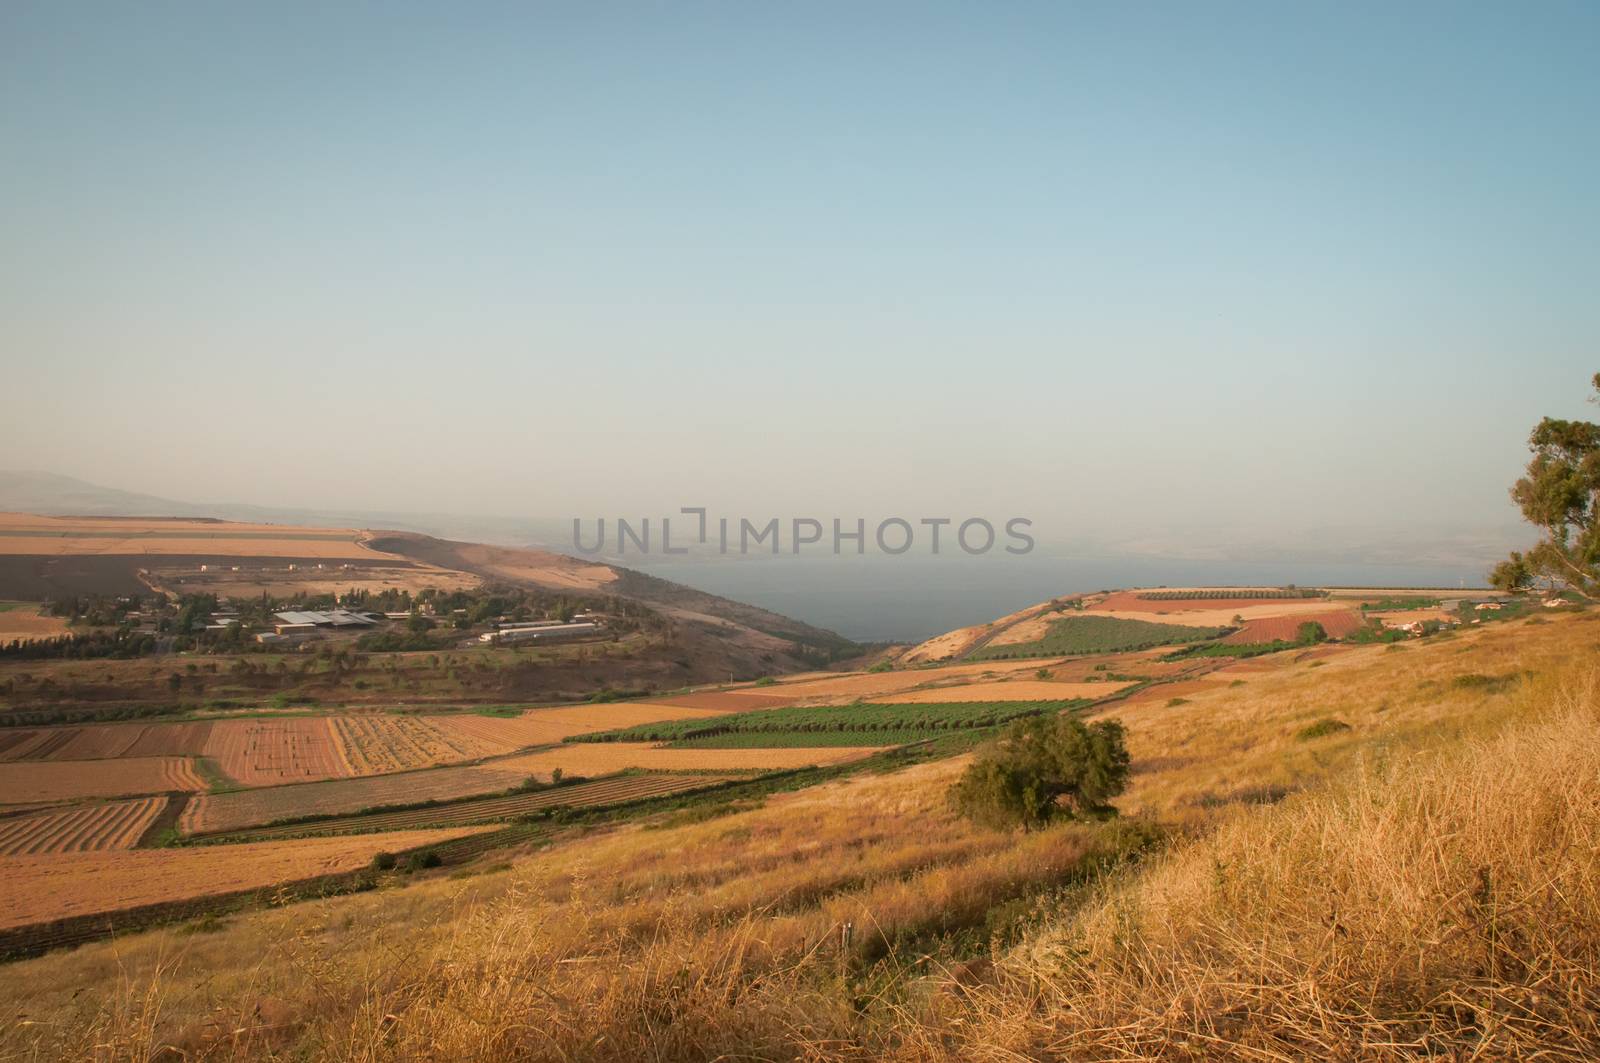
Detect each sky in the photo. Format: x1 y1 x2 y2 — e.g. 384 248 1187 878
2 1 1597 557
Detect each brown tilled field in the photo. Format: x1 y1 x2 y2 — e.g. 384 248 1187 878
0 757 204 804
327 716 503 775
0 827 490 930
203 719 346 786
0 721 214 762
228 773 740 841
494 743 885 780
0 796 168 855
178 763 535 835
1221 609 1365 644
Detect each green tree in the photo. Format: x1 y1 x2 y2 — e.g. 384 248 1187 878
1493 373 1600 597
1296 621 1328 644
949 715 1130 831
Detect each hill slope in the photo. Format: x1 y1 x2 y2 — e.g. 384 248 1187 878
3 609 1591 1060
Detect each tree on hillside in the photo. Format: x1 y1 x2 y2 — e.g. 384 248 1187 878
949 715 1130 831
1296 621 1327 645
1493 373 1600 597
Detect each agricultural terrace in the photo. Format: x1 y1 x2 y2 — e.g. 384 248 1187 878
327 715 504 774
968 616 1225 660
216 774 741 841
0 827 490 931
0 796 168 855
492 744 884 779
573 699 1090 747
1221 609 1365 644
0 757 205 804
202 719 346 785
179 763 537 835
426 703 731 749
873 680 1128 702
0 720 213 762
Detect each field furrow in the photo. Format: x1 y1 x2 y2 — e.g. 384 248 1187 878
222 773 739 841
0 797 167 856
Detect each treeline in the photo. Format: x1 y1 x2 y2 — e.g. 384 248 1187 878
0 630 159 661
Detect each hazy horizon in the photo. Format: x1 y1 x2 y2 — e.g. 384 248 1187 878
4 3 1596 557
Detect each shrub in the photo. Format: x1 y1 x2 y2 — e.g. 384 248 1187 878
402 850 443 873
1296 717 1352 741
370 851 397 871
949 715 1130 831
1297 622 1328 645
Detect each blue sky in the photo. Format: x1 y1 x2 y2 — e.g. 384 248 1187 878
1 2 1595 550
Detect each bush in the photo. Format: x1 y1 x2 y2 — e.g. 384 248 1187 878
370 851 398 871
949 715 1130 831
1296 717 1352 741
402 850 443 872
1297 622 1328 645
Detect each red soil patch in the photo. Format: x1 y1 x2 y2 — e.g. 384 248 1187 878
1221 609 1364 645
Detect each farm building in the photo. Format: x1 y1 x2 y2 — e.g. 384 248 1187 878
273 610 380 629
479 622 599 644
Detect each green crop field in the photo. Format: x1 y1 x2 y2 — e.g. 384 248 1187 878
968 615 1226 660
1360 596 1443 611
571 699 1089 745
667 729 949 749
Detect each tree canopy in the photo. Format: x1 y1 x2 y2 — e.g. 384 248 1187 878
949 714 1130 831
1493 373 1600 597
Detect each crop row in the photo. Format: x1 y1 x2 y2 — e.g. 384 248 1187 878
218 773 736 841
0 796 169 856
969 616 1226 660
573 699 1086 744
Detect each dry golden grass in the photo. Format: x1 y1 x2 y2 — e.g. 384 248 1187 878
0 604 68 644
929 654 1600 1059
3 614 1594 1061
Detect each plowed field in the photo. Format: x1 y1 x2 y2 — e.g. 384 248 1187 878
0 757 205 803
202 719 345 785
229 773 740 840
328 716 503 775
1221 609 1365 644
0 796 167 855
496 743 884 780
180 763 533 835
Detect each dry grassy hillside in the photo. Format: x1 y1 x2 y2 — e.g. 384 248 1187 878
2 613 1595 1060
